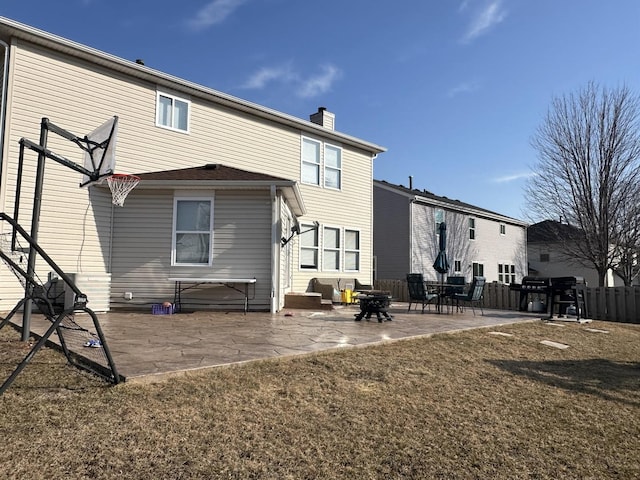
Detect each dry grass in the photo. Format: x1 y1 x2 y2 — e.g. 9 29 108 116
1 320 639 479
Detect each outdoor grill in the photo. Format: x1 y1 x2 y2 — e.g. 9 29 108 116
511 276 587 320
510 276 552 311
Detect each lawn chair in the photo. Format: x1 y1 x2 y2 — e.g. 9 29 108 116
406 273 438 313
450 276 486 315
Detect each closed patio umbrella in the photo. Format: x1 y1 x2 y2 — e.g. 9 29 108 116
433 222 449 312
433 222 449 275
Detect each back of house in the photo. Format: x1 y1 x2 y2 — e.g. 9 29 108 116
0 17 385 314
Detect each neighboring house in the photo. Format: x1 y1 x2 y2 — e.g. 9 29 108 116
527 220 623 287
0 17 385 313
373 180 528 284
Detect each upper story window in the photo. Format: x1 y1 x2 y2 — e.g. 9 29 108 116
499 223 506 235
469 218 476 240
301 137 343 190
300 223 319 270
157 92 190 133
324 144 342 189
454 260 462 273
301 138 321 185
435 209 444 232
172 197 213 266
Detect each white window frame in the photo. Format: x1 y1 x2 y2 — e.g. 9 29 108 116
301 137 321 186
344 228 361 272
472 262 484 277
299 222 319 270
322 225 341 272
171 196 214 266
499 223 506 235
454 260 462 273
324 143 342 190
156 91 190 133
469 217 476 240
498 263 516 284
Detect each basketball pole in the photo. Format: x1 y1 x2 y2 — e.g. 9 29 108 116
16 117 111 341
21 118 49 341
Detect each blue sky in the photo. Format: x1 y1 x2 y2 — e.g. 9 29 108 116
1 0 639 220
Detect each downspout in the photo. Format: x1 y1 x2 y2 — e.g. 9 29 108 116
0 40 9 187
409 199 415 273
270 185 278 313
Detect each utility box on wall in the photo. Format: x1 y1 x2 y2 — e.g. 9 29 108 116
64 273 111 313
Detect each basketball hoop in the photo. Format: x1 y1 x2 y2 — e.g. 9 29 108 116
106 174 140 207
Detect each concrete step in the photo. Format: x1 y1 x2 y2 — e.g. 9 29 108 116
284 292 334 310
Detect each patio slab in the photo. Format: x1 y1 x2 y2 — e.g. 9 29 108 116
17 302 541 383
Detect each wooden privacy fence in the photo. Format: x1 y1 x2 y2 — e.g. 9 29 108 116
374 279 640 323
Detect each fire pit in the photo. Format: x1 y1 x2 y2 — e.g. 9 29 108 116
354 293 393 322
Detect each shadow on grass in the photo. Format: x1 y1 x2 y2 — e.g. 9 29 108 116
488 358 640 407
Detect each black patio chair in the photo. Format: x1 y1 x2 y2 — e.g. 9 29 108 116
406 273 438 313
450 276 486 316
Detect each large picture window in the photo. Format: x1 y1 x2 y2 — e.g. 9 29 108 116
172 198 213 265
344 229 360 271
157 92 190 132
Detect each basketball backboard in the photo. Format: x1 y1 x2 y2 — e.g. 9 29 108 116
80 116 118 187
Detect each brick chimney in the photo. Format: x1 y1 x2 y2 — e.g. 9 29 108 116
310 107 335 130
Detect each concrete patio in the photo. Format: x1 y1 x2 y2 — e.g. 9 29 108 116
21 302 542 383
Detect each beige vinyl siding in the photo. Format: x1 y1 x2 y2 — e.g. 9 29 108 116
109 189 272 311
290 146 374 293
0 38 378 310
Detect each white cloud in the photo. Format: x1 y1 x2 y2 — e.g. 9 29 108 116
186 0 247 31
460 0 507 43
493 172 536 183
296 65 341 99
242 64 296 89
241 63 341 99
447 80 481 97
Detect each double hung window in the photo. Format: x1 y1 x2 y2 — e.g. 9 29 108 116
498 264 516 284
323 227 341 271
300 223 319 269
301 138 321 185
172 198 213 265
301 137 343 189
324 144 342 189
469 218 476 240
344 229 360 271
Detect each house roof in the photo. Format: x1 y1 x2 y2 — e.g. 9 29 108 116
135 163 290 182
0 16 386 156
129 164 306 217
374 179 528 226
527 219 583 243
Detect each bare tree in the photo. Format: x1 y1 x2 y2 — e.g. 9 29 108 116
526 82 640 286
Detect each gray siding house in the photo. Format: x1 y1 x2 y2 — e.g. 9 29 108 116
0 17 385 313
373 180 528 284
